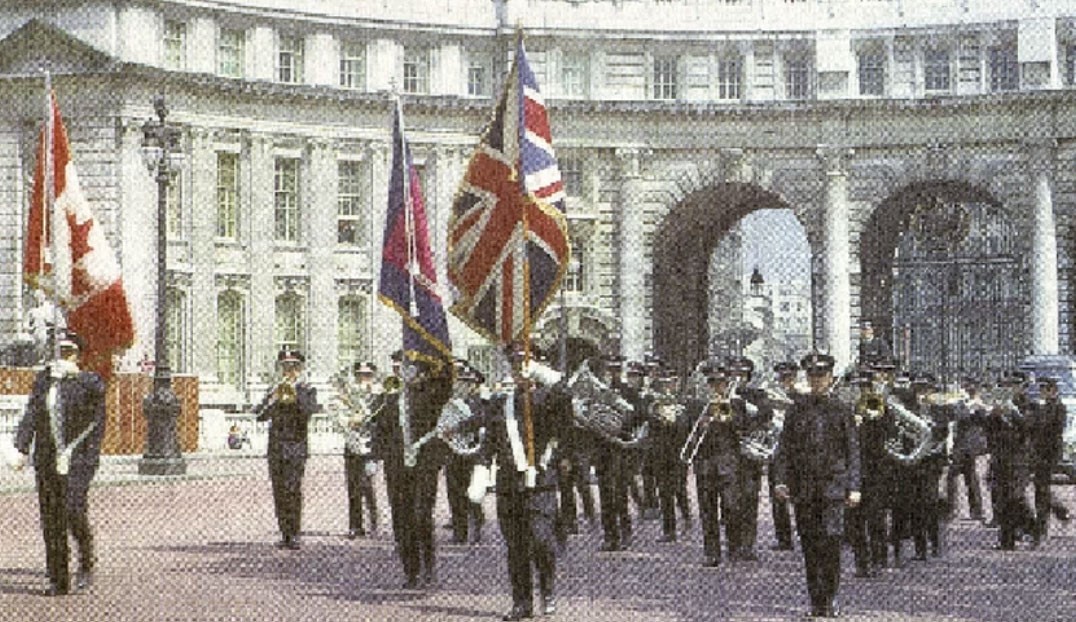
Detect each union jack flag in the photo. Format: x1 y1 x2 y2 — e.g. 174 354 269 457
447 36 571 345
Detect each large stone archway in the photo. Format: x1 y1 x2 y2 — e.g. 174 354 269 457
859 180 1028 379
652 182 804 376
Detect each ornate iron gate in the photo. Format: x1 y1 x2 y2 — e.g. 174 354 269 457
891 199 1027 382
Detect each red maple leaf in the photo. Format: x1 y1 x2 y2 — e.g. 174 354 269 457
66 211 94 264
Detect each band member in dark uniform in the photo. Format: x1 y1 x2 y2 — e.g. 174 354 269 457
856 320 891 369
255 347 319 550
728 356 772 561
920 379 953 558
594 354 633 551
947 377 987 522
773 353 861 618
1029 376 1066 546
622 360 653 521
556 405 596 537
650 370 692 542
14 330 106 595
333 361 381 539
768 361 799 551
848 368 891 578
983 371 1034 550
445 360 486 545
374 355 452 588
467 347 572 621
688 364 747 566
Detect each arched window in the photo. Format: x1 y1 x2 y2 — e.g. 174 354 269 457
275 292 305 355
217 290 245 388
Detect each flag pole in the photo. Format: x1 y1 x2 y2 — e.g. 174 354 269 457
43 70 61 365
396 96 420 319
514 29 536 477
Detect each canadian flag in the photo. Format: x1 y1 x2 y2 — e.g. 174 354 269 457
23 91 134 379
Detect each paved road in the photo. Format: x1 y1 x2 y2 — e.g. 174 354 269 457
1 454 1075 621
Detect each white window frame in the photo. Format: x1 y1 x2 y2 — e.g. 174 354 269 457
164 20 187 70
652 56 678 101
216 290 246 388
339 41 365 89
924 48 951 94
277 34 304 84
561 51 588 99
274 158 301 243
217 28 244 78
337 160 365 246
403 48 430 94
216 152 239 239
275 292 306 356
716 56 742 101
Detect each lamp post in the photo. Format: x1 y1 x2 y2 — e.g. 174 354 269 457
138 95 187 476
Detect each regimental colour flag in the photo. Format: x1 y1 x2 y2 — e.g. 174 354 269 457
447 35 571 345
377 100 452 369
23 89 134 379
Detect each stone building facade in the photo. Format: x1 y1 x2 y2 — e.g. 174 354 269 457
0 0 1075 407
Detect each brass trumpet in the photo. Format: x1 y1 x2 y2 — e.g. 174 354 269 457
275 379 297 404
382 375 403 394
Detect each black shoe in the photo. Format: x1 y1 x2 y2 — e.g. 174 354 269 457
402 576 420 589
286 536 301 550
502 605 533 621
1055 507 1070 522
599 541 620 552
827 598 841 617
470 530 483 544
347 528 364 540
542 594 557 615
703 555 720 567
738 549 759 562
912 553 927 562
45 582 69 597
421 568 437 588
275 538 289 549
75 570 93 591
983 519 998 528
854 567 871 578
656 533 676 543
771 542 794 551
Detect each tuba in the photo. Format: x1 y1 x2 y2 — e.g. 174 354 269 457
566 361 641 447
883 395 933 464
740 382 791 462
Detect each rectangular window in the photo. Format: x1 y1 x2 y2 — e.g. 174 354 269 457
274 158 300 242
563 251 584 293
216 152 239 239
924 49 950 93
339 41 365 89
275 293 305 355
166 173 183 239
166 288 187 373
403 48 430 94
716 57 742 100
277 34 304 84
1068 45 1076 86
989 47 1019 92
561 51 587 98
785 57 810 100
560 155 582 198
218 28 244 78
858 50 885 96
652 56 678 101
337 297 367 372
164 20 186 70
467 55 490 97
337 160 365 246
217 291 244 388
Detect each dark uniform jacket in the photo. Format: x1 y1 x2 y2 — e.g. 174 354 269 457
16 367 106 488
773 393 861 507
688 397 748 482
950 399 988 459
255 382 319 460
476 383 573 497
1029 399 1066 470
373 375 452 471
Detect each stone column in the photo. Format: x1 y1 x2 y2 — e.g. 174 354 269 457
306 139 338 382
817 146 853 372
188 128 217 384
617 148 645 362
247 134 276 385
1028 140 1060 356
118 118 157 368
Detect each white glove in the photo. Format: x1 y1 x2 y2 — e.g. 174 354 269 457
847 490 862 507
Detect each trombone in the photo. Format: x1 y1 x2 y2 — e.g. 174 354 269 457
680 379 739 465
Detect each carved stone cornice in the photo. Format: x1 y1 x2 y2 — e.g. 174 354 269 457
215 273 251 291
274 276 309 296
1024 138 1057 175
816 145 854 176
335 278 373 296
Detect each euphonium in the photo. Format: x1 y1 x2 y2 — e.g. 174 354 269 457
883 395 932 464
